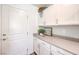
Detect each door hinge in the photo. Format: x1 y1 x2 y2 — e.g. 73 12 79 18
27 48 28 55
27 32 28 36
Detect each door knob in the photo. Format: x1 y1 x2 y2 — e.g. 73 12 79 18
3 39 6 41
3 34 6 36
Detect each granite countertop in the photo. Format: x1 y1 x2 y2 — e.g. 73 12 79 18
33 34 79 55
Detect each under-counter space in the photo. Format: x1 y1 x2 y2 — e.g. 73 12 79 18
33 34 79 55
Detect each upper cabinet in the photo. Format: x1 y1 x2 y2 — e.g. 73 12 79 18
57 5 79 25
42 4 79 25
42 5 57 25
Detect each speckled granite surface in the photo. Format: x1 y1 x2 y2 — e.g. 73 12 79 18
33 34 79 55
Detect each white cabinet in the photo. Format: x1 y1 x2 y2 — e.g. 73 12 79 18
42 5 57 25
33 37 50 55
33 37 40 54
57 5 79 25
39 40 50 55
51 45 73 55
42 5 79 25
38 14 45 26
33 37 73 55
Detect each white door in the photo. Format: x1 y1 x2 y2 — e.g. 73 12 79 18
0 5 2 54
1 5 29 55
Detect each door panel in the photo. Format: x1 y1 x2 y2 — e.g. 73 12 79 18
2 5 28 55
0 5 2 54
27 15 33 54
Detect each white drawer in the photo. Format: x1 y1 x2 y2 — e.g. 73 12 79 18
51 45 58 51
51 45 73 55
39 40 50 49
56 47 73 55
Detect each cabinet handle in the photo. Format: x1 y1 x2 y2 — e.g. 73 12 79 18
27 32 28 36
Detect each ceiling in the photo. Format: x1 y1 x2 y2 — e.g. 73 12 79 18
33 4 52 8
33 4 52 12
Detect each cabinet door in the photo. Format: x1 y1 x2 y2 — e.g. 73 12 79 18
42 6 57 25
39 40 50 55
51 45 73 55
38 14 44 26
51 45 59 55
33 37 40 54
55 47 73 55
58 5 79 25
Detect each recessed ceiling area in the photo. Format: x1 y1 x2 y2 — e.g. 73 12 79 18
33 4 52 12
34 4 52 8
